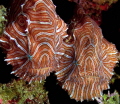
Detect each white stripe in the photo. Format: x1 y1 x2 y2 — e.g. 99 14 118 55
70 83 75 98
0 40 9 43
4 31 27 54
81 77 85 102
32 42 55 57
12 22 27 36
39 21 52 25
55 62 73 75
11 59 29 74
55 52 72 58
5 56 26 61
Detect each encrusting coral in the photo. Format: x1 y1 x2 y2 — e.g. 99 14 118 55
68 0 118 25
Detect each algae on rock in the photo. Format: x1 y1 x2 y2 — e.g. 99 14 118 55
0 79 49 104
0 5 7 35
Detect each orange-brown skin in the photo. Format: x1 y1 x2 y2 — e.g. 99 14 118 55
60 6 118 101
0 0 68 82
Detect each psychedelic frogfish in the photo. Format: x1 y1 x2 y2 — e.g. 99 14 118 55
0 0 118 102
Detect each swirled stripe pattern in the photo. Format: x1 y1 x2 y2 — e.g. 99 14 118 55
55 35 75 83
0 0 118 102
61 16 118 101
0 0 68 82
